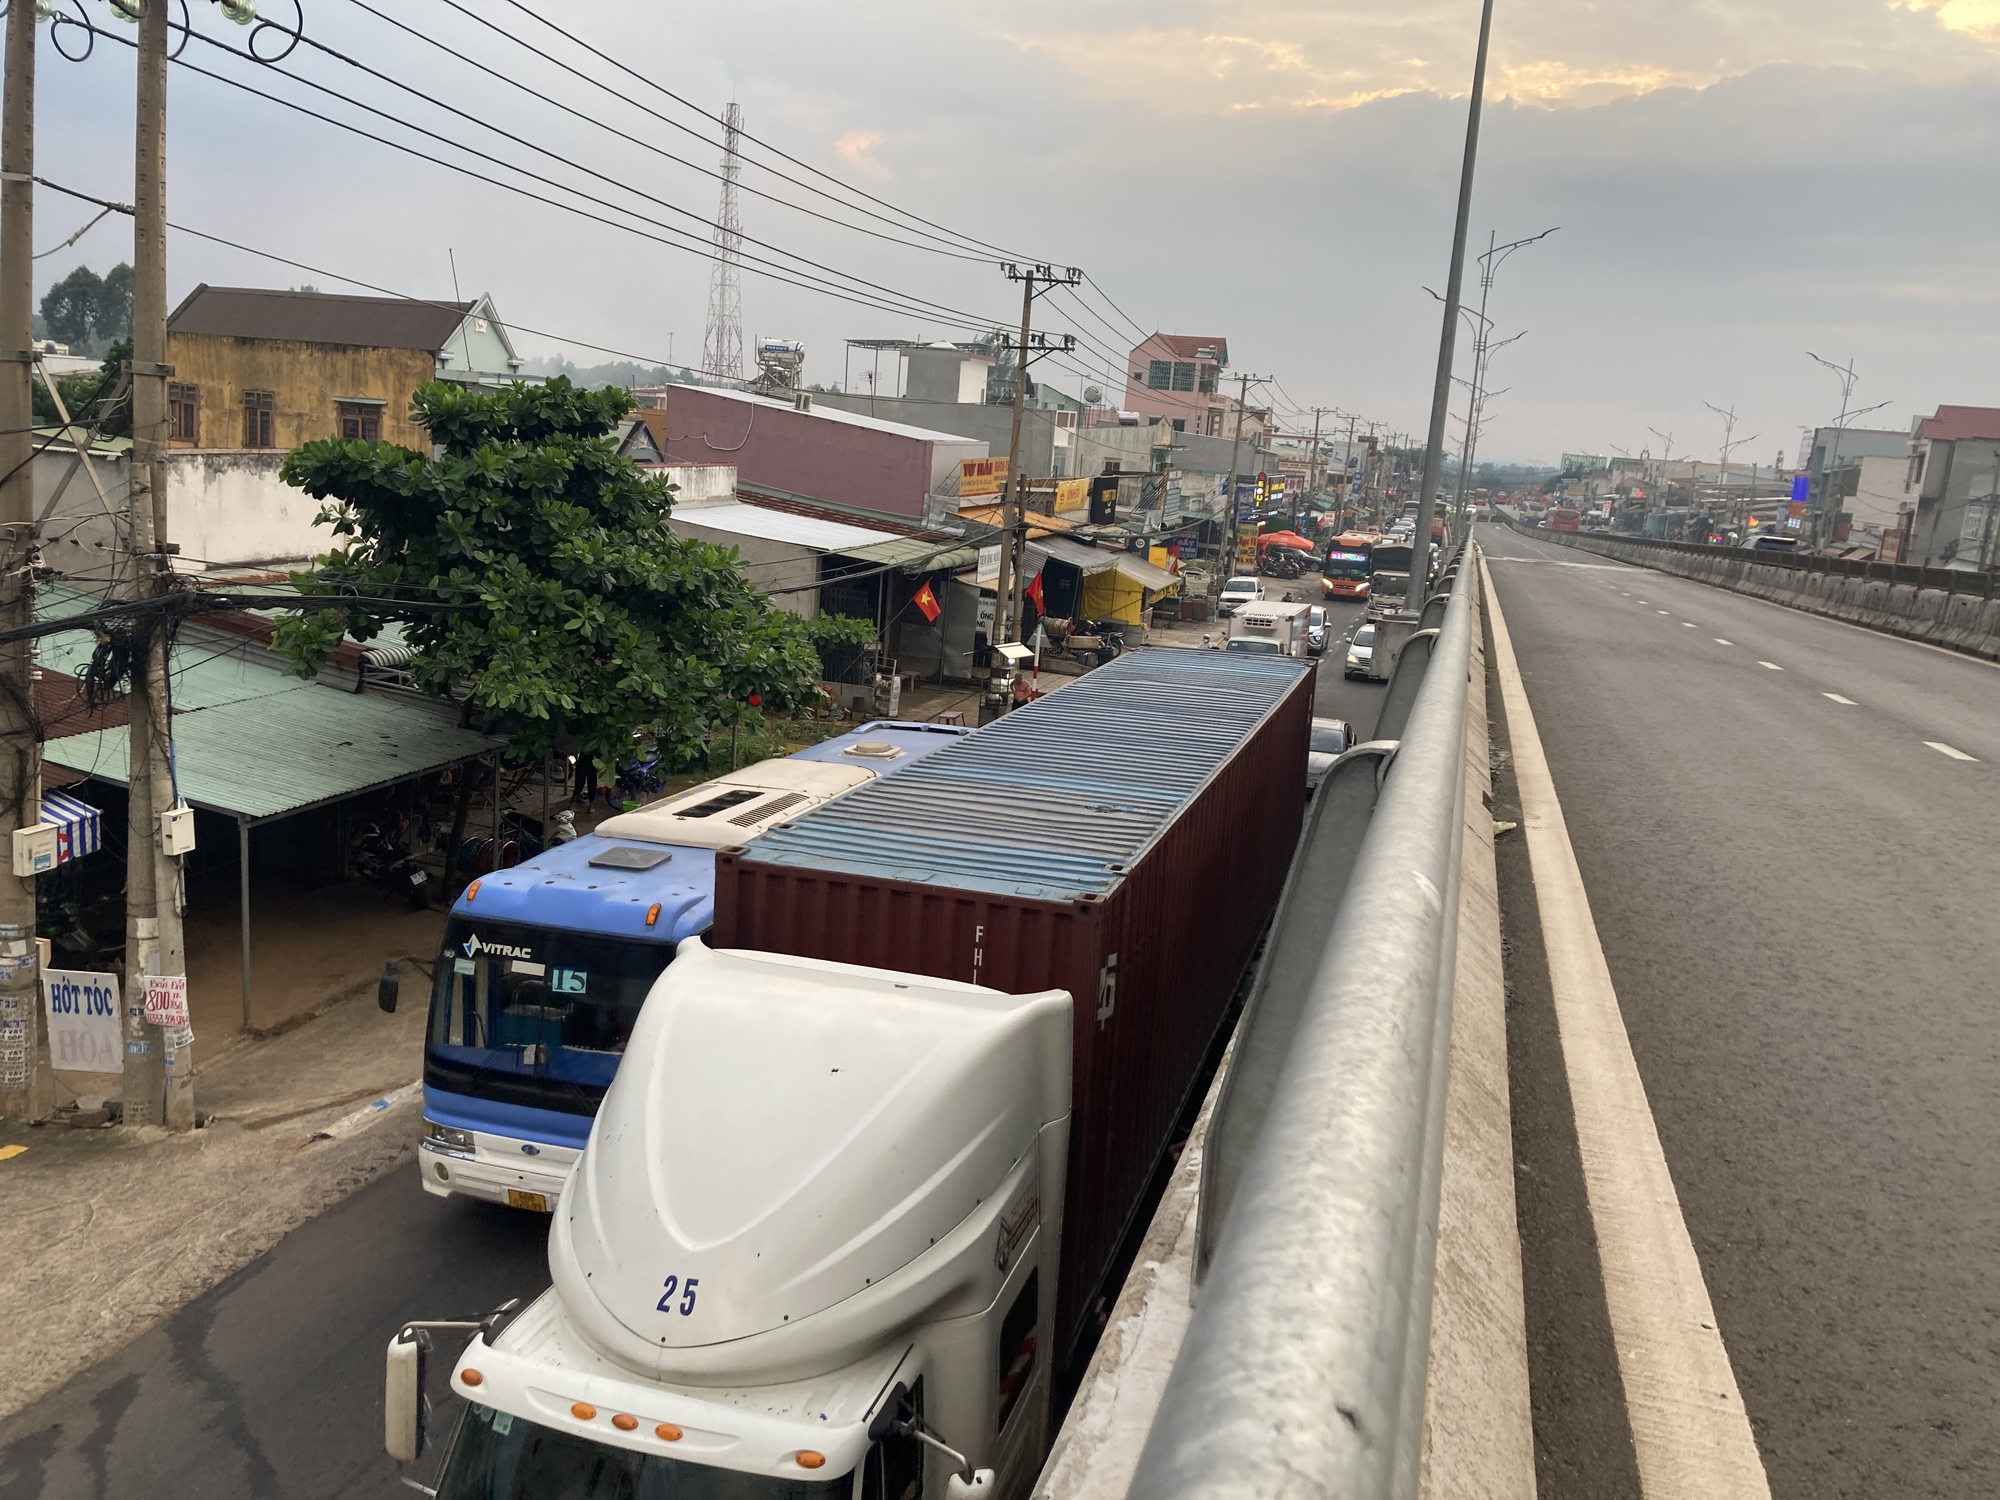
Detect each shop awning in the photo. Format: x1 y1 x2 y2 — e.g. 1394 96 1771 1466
45 689 505 825
836 536 980 573
40 789 102 864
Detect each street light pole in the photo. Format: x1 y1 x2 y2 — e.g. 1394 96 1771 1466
1411 0 1497 610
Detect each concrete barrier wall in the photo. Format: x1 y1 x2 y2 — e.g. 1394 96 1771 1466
1526 528 2000 661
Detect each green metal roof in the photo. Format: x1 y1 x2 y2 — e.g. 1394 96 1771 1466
45 685 502 823
835 536 980 572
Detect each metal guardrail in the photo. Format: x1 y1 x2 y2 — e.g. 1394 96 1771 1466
1131 548 1476 1500
1511 516 1996 596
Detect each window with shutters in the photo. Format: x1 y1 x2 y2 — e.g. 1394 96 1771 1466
242 390 275 448
168 382 199 444
1171 361 1196 392
1147 360 1171 390
336 401 382 442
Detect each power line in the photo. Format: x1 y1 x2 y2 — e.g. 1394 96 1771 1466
337 0 998 266
473 0 1040 264
139 25 1004 335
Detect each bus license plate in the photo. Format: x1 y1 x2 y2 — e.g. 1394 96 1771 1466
508 1189 549 1213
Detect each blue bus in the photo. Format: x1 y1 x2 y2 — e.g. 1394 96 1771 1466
417 721 971 1210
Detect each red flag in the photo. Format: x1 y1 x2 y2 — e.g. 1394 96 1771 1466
1024 570 1045 614
912 580 941 622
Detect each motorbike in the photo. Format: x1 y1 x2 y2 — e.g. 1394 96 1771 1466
354 821 433 910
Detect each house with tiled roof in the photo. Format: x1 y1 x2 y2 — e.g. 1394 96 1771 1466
1906 404 2000 568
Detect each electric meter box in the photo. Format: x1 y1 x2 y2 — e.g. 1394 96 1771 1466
160 805 197 856
12 823 57 877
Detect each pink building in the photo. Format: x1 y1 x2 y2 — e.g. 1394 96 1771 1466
1123 334 1230 436
655 385 985 523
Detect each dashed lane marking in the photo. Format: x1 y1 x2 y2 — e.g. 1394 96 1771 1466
1483 557 1772 1500
1682 622 1696 628
1759 661 1784 671
1714 639 1733 646
1926 741 1979 762
1657 609 1670 615
1824 694 1856 705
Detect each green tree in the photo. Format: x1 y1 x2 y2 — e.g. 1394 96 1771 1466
273 377 851 769
96 263 133 344
30 339 132 440
40 264 103 349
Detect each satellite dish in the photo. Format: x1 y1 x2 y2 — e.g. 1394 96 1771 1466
1083 385 1105 405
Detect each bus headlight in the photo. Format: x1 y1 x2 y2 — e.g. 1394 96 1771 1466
424 1120 476 1155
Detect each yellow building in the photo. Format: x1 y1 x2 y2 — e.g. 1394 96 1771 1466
163 285 524 452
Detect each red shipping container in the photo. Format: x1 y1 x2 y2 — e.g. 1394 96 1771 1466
713 649 1315 1359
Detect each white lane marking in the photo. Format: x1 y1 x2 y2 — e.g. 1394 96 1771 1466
1758 661 1784 671
1483 558 1772 1500
1714 639 1733 646
1682 622 1696 628
1637 598 1649 604
1823 693 1856 705
1926 741 1979 762
1657 609 1670 615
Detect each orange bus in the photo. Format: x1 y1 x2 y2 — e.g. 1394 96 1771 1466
1321 533 1374 599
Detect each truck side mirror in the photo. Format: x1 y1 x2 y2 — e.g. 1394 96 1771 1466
946 1472 996 1497
868 1381 910 1443
378 960 400 1014
385 1328 428 1463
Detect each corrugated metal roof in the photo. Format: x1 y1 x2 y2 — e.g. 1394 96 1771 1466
45 688 503 822
837 536 979 572
1031 537 1120 574
167 285 471 352
742 649 1311 901
671 384 989 446
671 499 900 553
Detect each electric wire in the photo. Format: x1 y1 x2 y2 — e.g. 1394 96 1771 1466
338 0 999 266
472 0 1042 264
131 26 1004 336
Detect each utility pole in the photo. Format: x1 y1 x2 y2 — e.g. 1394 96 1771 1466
1805 354 1891 552
0 0 41 1123
1702 401 1760 543
991 263 1079 644
1217 371 1270 606
1411 0 1496 610
122 0 192 1131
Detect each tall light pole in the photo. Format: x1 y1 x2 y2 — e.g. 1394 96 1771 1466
1646 427 1676 536
1410 0 1497 610
1702 401 1761 539
1805 353 1891 552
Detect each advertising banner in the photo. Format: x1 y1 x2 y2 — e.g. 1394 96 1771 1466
143 973 189 1029
1235 525 1259 570
42 969 121 1073
960 457 1010 498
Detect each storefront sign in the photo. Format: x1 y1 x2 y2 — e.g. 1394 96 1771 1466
961 457 1010 498
43 969 121 1073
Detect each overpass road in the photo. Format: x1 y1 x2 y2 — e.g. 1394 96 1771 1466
1482 520 2000 1499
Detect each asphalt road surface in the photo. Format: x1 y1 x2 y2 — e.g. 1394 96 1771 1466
1482 520 2000 1499
0 1166 551 1500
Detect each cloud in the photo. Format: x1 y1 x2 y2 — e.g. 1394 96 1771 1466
1000 0 2000 112
833 129 889 179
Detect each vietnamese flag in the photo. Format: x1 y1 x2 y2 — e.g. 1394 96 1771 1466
1024 570 1045 614
912 580 942 621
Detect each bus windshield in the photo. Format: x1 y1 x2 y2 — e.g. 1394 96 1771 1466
1324 550 1370 581
426 918 675 1117
438 1405 849 1499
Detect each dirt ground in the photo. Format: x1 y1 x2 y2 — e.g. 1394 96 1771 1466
0 987 428 1422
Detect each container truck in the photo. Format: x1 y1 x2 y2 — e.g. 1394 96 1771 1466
386 650 1316 1499
415 721 969 1212
1366 540 1415 617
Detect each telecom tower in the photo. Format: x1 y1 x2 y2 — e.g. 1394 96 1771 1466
701 101 745 381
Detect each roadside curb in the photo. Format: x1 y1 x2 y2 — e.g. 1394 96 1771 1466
1419 552 1536 1500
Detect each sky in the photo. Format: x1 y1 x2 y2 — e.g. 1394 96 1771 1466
27 0 2000 467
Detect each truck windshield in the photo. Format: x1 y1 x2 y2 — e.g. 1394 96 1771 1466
426 918 675 1117
438 1405 849 1499
1226 639 1283 654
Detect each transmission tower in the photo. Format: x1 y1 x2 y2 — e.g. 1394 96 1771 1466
701 101 745 381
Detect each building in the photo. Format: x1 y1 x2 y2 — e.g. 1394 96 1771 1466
653 383 986 524
1906 405 2000 569
163 285 523 452
818 343 1085 475
1802 426 1909 538
1122 334 1229 434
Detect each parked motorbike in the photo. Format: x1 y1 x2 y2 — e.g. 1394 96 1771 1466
354 822 432 910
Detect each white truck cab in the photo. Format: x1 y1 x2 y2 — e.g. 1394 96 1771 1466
391 941 1072 1500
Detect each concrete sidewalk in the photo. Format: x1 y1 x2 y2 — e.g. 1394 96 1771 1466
0 976 429 1422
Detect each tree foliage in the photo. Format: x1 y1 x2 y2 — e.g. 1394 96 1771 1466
274 378 862 766
31 339 132 439
38 263 132 352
